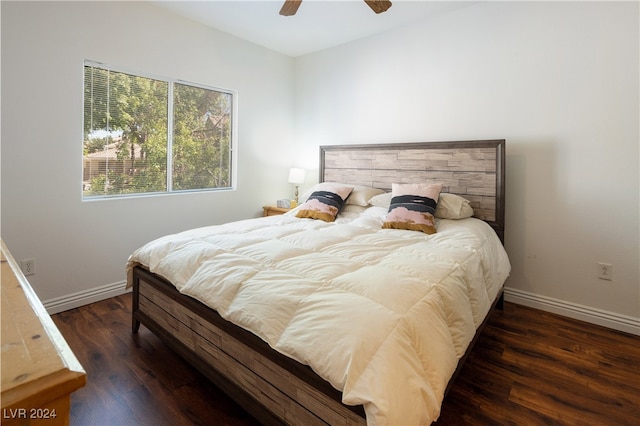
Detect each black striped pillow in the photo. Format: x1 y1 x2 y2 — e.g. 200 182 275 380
382 183 443 234
296 184 353 222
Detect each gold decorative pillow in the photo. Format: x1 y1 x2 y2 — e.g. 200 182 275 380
382 183 443 234
296 184 353 222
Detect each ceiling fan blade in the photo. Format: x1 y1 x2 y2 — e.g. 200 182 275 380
364 0 392 14
280 0 302 16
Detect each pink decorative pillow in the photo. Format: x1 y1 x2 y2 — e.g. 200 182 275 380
296 184 353 222
382 183 443 234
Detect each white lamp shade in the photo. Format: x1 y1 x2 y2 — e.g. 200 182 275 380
288 168 305 184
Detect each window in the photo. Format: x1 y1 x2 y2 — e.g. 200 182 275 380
83 61 235 199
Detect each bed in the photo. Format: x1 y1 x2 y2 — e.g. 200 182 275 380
127 139 510 425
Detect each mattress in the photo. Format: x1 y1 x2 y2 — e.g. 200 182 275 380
126 205 511 424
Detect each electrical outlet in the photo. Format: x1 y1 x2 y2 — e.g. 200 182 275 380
597 262 613 281
20 258 36 276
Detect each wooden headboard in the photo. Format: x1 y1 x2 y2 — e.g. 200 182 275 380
319 139 506 242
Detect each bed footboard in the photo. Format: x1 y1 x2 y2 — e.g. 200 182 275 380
131 266 366 426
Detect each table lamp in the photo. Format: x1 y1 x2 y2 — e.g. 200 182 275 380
288 168 305 204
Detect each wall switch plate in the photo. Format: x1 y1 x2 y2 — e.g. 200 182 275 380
597 262 613 281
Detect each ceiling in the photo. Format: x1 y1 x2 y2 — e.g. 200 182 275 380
152 1 475 57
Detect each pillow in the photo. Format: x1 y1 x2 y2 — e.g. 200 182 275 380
301 182 385 207
346 184 386 206
372 191 474 220
382 183 443 234
435 193 474 219
295 183 353 222
369 192 392 208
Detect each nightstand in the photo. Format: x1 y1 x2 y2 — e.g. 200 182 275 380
263 206 291 216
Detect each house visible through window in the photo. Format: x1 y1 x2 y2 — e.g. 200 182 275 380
83 61 235 198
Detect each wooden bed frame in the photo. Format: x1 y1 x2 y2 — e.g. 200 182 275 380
131 139 506 425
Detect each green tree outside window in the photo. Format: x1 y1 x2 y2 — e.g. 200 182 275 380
83 63 234 198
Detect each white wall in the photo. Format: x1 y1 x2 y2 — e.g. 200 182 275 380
1 1 297 308
2 1 638 334
294 2 639 332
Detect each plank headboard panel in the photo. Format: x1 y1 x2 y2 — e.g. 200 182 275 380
320 139 506 242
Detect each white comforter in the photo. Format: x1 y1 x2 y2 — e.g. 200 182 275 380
126 206 510 425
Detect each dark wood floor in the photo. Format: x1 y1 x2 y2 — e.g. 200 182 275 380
52 293 640 425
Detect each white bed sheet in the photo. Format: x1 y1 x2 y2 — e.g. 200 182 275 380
127 206 511 425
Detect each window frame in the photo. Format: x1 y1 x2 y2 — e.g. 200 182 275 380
82 60 238 201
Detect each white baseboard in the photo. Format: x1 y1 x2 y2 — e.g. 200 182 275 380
44 281 130 315
504 287 640 336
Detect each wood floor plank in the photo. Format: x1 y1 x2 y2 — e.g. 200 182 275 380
52 294 258 426
438 302 640 425
51 294 640 425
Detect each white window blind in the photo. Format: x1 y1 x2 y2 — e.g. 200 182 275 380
83 61 234 199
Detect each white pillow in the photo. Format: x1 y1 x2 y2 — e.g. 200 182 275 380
436 193 474 219
369 192 392 208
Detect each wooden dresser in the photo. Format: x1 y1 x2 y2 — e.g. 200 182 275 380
1 240 86 425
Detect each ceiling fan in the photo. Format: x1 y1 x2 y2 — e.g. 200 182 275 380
280 0 392 16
